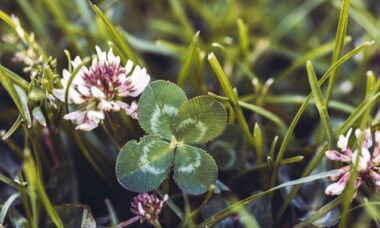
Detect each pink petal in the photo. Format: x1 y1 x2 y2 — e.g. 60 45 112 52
325 150 352 162
355 128 373 149
117 101 138 119
325 172 351 196
325 182 346 195
328 166 350 182
370 171 380 186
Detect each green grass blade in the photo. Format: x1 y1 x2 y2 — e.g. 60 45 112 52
197 170 341 227
177 32 200 87
237 19 249 58
325 0 351 102
271 0 327 41
2 115 23 140
272 40 373 217
0 67 32 127
306 61 334 147
295 196 343 227
0 65 30 90
277 90 380 220
264 95 355 114
169 0 194 40
0 173 20 191
253 123 263 163
42 0 82 53
16 0 54 50
23 150 63 228
278 37 351 80
0 193 20 224
207 54 257 158
0 10 17 28
89 2 139 64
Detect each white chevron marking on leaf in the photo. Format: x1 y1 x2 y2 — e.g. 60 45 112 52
139 141 166 175
178 150 201 173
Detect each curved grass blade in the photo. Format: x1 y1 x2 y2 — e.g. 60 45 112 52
0 67 32 127
89 2 139 64
264 95 355 114
23 150 63 228
177 32 200 87
208 92 288 135
197 170 341 227
325 0 351 102
271 40 374 217
295 196 343 228
306 61 334 147
0 65 29 90
277 89 380 220
208 53 256 157
2 115 22 140
0 193 20 225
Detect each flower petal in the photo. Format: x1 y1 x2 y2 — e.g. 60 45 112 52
325 150 352 162
337 128 352 150
325 172 351 195
64 110 86 125
328 166 350 182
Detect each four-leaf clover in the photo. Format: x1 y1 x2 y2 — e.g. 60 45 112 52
116 80 227 194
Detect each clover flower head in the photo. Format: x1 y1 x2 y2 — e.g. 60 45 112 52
325 128 380 197
53 46 150 131
130 193 168 226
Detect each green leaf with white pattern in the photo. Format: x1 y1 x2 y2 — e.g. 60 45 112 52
173 96 227 144
115 136 174 192
138 80 187 140
173 144 217 194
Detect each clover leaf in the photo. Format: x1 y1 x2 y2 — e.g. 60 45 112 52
116 80 227 194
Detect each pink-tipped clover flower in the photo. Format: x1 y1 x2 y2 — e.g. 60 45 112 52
325 128 380 197
53 46 150 131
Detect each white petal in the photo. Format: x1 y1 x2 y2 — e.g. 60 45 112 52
96 46 106 62
125 60 133 73
127 67 150 97
87 110 105 121
337 128 352 150
64 110 86 124
90 86 106 99
325 182 346 195
71 56 83 69
52 89 65 102
76 121 99 131
77 84 91 97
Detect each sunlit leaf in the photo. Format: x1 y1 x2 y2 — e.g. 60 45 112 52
173 144 217 194
116 136 174 192
138 80 187 140
173 96 227 144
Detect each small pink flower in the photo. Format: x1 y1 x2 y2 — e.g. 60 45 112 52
118 193 168 228
325 128 380 197
53 46 150 131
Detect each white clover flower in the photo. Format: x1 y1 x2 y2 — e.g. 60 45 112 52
325 128 380 198
53 46 150 131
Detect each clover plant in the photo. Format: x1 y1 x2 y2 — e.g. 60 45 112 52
115 80 227 194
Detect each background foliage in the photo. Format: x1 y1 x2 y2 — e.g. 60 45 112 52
1 0 380 227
